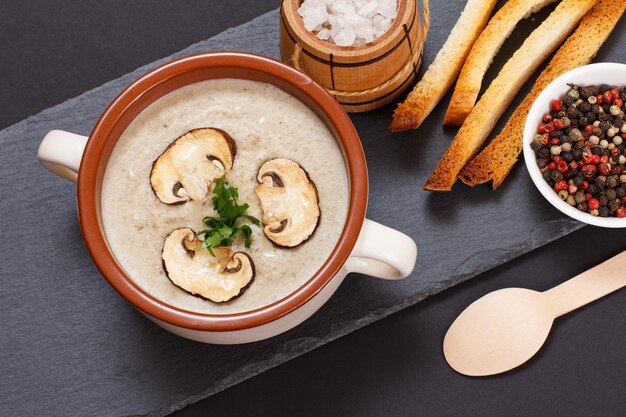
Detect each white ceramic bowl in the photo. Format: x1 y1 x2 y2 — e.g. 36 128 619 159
523 63 626 228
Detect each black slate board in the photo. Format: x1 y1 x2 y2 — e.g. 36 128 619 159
5 1 623 414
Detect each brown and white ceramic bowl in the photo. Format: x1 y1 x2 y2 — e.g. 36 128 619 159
37 52 417 344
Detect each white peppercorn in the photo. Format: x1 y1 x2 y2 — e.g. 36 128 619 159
561 142 572 152
550 145 562 155
613 136 623 145
600 139 609 148
589 135 600 145
610 105 621 115
588 95 597 104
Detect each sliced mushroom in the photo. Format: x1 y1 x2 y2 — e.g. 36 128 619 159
150 128 236 204
255 158 320 247
161 228 255 303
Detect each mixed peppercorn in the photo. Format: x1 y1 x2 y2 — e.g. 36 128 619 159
531 84 626 218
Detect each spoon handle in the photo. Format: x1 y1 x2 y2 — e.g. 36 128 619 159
543 251 626 317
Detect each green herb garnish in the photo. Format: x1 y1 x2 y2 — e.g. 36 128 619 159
196 175 260 256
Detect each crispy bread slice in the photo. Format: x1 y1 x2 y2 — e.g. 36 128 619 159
443 0 558 126
390 0 498 132
459 0 626 189
423 0 596 192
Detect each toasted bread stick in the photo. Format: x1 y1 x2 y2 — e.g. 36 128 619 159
443 0 558 126
390 0 498 132
459 0 626 189
424 0 596 192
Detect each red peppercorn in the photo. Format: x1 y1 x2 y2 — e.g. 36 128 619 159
554 180 568 191
615 98 624 108
590 154 601 165
582 181 589 190
582 164 597 178
569 161 578 171
584 124 594 136
612 147 621 156
588 198 600 210
612 166 622 175
542 113 553 123
550 100 563 112
603 91 613 104
596 94 604 104
540 166 549 173
557 161 568 172
553 119 564 130
582 153 593 164
548 162 557 171
621 133 626 140
552 155 562 163
543 122 555 132
541 133 550 145
611 88 620 99
617 207 626 218
550 138 560 145
537 125 546 134
600 155 609 164
599 162 611 176
585 193 592 201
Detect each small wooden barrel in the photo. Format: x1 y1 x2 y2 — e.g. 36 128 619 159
280 0 429 113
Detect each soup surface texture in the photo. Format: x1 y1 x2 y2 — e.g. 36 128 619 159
101 79 349 314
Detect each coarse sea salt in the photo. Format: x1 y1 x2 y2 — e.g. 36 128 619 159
297 0 398 47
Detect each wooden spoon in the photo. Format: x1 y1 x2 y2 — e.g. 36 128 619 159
444 251 626 377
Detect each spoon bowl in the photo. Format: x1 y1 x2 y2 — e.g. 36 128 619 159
444 288 554 376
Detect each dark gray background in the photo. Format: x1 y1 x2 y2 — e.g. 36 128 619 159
1 1 624 416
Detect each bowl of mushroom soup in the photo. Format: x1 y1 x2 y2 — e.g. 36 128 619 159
38 52 417 344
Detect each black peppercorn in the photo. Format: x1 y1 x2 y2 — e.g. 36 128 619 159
585 112 597 123
537 158 548 168
599 206 610 217
606 189 617 200
573 176 584 187
578 201 589 212
568 107 579 118
551 170 563 181
538 147 550 159
542 170 552 182
599 195 609 206
607 175 619 188
562 152 573 162
580 102 592 112
587 183 598 194
616 187 626 198
573 149 583 161
599 121 610 132
592 146 604 155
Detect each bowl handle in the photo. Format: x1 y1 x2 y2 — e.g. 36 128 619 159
38 130 88 183
345 219 417 280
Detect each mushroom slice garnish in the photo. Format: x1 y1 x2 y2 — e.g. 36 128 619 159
255 158 320 247
150 128 236 205
161 228 255 303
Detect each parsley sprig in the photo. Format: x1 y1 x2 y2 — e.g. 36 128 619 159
196 176 260 256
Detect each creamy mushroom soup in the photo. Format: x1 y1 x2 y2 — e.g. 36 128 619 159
101 79 349 314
